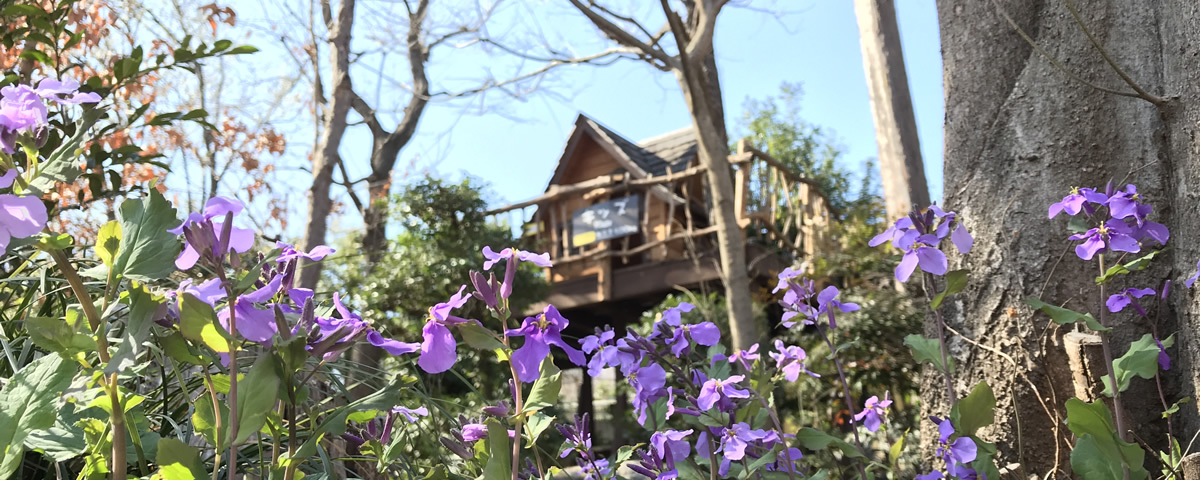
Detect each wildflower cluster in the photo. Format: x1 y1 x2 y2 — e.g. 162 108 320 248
0 78 100 255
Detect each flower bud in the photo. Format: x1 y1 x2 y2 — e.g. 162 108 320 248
482 402 510 417
33 125 49 148
470 270 498 309
500 254 517 299
440 436 473 460
1162 279 1172 300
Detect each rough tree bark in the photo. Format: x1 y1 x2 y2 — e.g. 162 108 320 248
569 0 761 350
853 0 930 222
937 0 1199 475
299 0 355 290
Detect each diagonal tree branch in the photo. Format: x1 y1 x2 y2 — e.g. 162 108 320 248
567 0 679 69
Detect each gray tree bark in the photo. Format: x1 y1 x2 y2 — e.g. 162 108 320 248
569 0 760 350
854 0 930 222
937 0 1199 476
299 0 355 290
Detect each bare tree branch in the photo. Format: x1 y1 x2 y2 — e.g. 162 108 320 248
566 0 678 69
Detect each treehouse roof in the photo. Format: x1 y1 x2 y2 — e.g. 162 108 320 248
545 114 698 191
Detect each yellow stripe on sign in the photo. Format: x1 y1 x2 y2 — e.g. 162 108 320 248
572 231 597 246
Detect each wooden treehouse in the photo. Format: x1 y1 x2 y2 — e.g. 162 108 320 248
486 114 835 329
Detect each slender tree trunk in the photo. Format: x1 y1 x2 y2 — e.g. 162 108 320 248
937 0 1199 475
854 0 930 221
299 0 356 289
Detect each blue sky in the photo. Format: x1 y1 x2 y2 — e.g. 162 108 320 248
232 0 943 236
403 1 945 209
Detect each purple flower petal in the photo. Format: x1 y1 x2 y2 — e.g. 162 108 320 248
418 321 457 373
0 169 16 189
896 251 920 282
951 224 973 253
1106 294 1131 313
1075 235 1106 260
916 246 948 276
368 330 420 355
511 335 550 383
1186 260 1200 289
687 322 721 347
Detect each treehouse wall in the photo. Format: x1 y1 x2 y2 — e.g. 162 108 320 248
541 135 700 285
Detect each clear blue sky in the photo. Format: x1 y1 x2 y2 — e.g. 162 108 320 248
402 1 945 211
234 0 943 236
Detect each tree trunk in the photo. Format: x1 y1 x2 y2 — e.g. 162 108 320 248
676 57 759 351
299 0 356 290
853 0 930 222
937 0 1199 475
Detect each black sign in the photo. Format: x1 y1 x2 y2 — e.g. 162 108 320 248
570 195 640 247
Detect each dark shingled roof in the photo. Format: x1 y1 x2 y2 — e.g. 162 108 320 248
588 120 697 177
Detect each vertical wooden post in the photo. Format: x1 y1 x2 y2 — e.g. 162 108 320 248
733 140 750 227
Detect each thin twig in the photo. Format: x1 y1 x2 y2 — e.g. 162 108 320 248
1060 0 1168 106
988 0 1143 99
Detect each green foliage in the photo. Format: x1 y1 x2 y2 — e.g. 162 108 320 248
904 334 953 373
951 382 995 437
110 189 181 282
1095 250 1165 284
930 270 968 310
1025 297 1110 332
0 354 77 479
1066 398 1148 480
1101 334 1175 396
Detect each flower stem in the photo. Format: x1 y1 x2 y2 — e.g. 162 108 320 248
47 247 126 480
817 326 869 480
921 273 957 406
218 276 240 480
1096 255 1128 442
752 393 798 480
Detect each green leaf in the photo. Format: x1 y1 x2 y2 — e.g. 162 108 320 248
179 293 230 353
525 412 555 445
1067 216 1091 234
1163 397 1190 419
888 430 907 469
25 109 102 196
1024 297 1109 332
211 40 232 52
793 428 864 458
903 334 953 373
160 332 204 365
2 4 46 16
1095 250 1165 284
18 50 51 65
930 269 968 310
1066 398 1148 480
482 420 511 480
226 45 258 55
0 355 78 479
96 221 121 267
180 108 207 120
283 378 407 465
23 403 93 461
25 315 95 358
1101 334 1174 397
152 438 206 480
458 322 506 351
226 354 282 446
523 357 561 413
192 389 228 449
106 284 164 374
110 189 181 282
950 381 996 436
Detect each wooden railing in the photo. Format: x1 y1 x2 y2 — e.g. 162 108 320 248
485 141 834 281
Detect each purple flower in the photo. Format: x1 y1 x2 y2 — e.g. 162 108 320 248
1106 287 1155 315
629 363 667 425
853 392 892 432
650 429 692 467
170 196 256 270
392 405 428 422
915 471 944 480
1156 337 1171 371
714 343 759 371
869 217 914 248
655 304 720 356
696 375 751 412
580 458 610 480
816 285 859 329
932 417 977 467
895 233 948 282
307 293 419 361
773 266 805 293
460 423 488 443
505 305 586 382
418 285 474 374
769 339 818 381
276 242 335 263
698 424 778 477
1185 260 1200 289
482 246 551 270
580 328 635 377
1049 187 1107 218
0 169 47 256
33 79 102 105
0 79 98 153
1068 218 1140 260
1106 185 1145 221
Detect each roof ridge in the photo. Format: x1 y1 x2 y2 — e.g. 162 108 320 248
635 125 694 146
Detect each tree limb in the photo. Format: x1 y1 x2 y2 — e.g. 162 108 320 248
566 0 679 69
